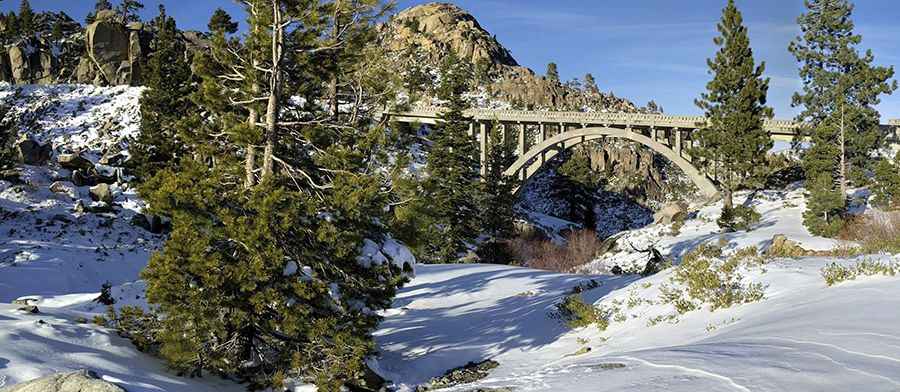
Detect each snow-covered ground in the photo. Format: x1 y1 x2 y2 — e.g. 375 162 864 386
376 257 900 391
586 186 850 274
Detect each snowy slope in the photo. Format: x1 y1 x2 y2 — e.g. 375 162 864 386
0 85 249 391
585 186 851 274
376 257 900 391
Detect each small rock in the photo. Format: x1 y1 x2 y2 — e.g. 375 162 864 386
418 360 500 391
57 153 95 172
71 169 97 187
74 199 86 214
654 202 688 225
49 181 78 198
1 369 127 392
16 136 52 165
0 168 23 184
89 183 113 204
17 305 39 314
130 213 151 231
12 297 38 306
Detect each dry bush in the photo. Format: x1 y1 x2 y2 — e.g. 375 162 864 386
509 229 604 273
838 212 900 255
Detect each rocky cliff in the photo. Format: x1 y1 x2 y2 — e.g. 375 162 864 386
0 10 206 86
380 2 639 112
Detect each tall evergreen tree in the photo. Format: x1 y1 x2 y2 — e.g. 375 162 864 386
208 8 238 34
546 62 560 83
479 128 517 241
128 5 194 181
118 0 144 23
17 0 33 35
0 106 13 170
421 52 482 262
693 0 773 229
85 0 113 25
790 0 896 236
584 73 599 94
139 1 404 389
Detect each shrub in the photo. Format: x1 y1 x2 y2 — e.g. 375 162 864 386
509 230 603 273
475 240 516 265
717 205 761 232
552 294 609 331
821 260 898 286
838 212 900 255
105 305 162 354
661 245 765 312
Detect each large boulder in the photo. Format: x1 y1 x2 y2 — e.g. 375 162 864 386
16 137 52 165
0 369 126 392
654 202 688 225
84 17 131 85
57 153 95 172
89 183 113 204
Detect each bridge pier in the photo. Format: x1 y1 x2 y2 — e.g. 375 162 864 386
479 121 488 177
517 122 525 156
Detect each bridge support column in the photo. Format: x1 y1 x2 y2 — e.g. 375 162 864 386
674 128 682 156
537 123 547 164
480 122 488 177
517 123 525 156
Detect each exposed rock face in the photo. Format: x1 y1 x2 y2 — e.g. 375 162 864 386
381 3 639 112
16 136 51 165
0 10 207 86
0 12 83 85
0 369 127 392
382 2 517 68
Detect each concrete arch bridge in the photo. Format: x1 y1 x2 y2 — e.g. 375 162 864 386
384 108 900 200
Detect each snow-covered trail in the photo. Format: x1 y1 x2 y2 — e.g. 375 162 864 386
377 261 900 391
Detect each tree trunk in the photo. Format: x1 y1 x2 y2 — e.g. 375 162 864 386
839 106 847 197
260 1 283 182
244 77 259 188
330 0 341 120
723 188 734 211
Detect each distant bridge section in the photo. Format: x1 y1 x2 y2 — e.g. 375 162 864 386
384 107 900 200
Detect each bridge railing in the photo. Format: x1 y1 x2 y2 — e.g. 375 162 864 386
384 106 899 139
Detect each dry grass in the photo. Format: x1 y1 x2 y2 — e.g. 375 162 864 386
508 230 604 273
837 211 900 255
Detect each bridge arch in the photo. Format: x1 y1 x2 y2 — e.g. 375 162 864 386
502 126 720 200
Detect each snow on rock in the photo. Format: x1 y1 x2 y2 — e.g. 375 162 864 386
584 186 850 274
0 83 143 158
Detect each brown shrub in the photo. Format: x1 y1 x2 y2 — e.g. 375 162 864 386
509 230 604 273
838 211 900 255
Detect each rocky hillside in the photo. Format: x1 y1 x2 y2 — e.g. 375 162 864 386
0 9 207 86
381 2 639 112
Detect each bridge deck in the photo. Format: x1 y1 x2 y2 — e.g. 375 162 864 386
386 107 900 140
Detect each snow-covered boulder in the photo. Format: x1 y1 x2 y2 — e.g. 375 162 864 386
0 370 126 392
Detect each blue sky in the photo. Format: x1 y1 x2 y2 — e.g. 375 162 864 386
4 0 899 119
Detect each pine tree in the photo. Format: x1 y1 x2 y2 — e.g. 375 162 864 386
0 105 14 170
479 128 517 241
118 0 144 23
693 0 772 230
128 5 194 181
86 0 113 25
873 151 900 210
546 62 560 83
208 8 238 34
421 52 482 262
584 73 599 94
17 0 33 35
790 0 896 236
140 1 404 389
